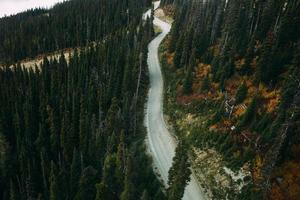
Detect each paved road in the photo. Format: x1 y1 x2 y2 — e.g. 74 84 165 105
144 3 207 200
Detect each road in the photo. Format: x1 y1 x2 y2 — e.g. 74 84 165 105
144 2 207 200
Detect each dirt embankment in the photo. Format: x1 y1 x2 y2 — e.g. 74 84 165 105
0 48 76 71
154 7 174 24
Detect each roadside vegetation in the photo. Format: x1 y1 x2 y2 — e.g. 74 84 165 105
160 0 300 199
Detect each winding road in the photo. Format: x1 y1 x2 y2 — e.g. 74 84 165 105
144 2 207 200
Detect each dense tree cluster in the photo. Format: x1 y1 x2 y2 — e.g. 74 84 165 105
167 0 300 85
0 0 163 199
167 141 191 200
0 0 152 64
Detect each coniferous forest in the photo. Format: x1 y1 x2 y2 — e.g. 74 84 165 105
0 0 165 199
0 0 150 64
1 0 300 199
159 0 300 199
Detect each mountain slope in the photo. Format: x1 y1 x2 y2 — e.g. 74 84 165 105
0 0 166 199
159 0 300 199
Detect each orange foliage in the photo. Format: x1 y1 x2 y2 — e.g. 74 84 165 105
165 52 174 66
251 56 259 69
207 119 231 133
270 161 300 200
176 63 220 105
222 119 232 127
208 44 220 56
233 105 246 118
258 83 281 113
235 58 245 70
253 155 263 182
209 124 218 132
224 74 244 96
195 63 211 78
270 184 285 200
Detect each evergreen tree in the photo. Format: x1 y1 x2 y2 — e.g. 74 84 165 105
167 141 191 200
76 166 97 200
173 35 184 68
238 97 257 127
256 32 275 85
49 162 59 200
120 155 136 200
95 182 114 200
201 76 210 92
102 154 121 195
0 1 163 198
140 190 150 200
9 180 18 200
183 51 196 95
235 82 248 104
70 148 81 199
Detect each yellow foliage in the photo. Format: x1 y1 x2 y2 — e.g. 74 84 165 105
253 155 263 182
208 45 220 56
251 56 259 69
235 58 245 69
196 63 211 78
233 150 241 158
223 119 232 127
267 98 280 113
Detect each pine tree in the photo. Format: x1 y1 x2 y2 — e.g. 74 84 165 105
105 98 121 135
256 32 274 84
102 154 121 195
0 126 9 178
120 155 136 200
9 180 18 200
116 131 126 176
239 97 257 127
201 76 210 92
173 35 184 68
167 141 191 200
49 162 59 200
183 50 196 95
76 166 97 200
140 190 150 200
79 96 88 153
95 182 114 200
235 82 248 104
47 106 60 160
180 28 194 69
70 148 81 199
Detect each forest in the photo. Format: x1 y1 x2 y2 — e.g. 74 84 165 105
159 0 300 199
0 0 151 64
0 0 167 199
1 0 300 199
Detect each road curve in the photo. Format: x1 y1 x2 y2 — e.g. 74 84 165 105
144 3 207 200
